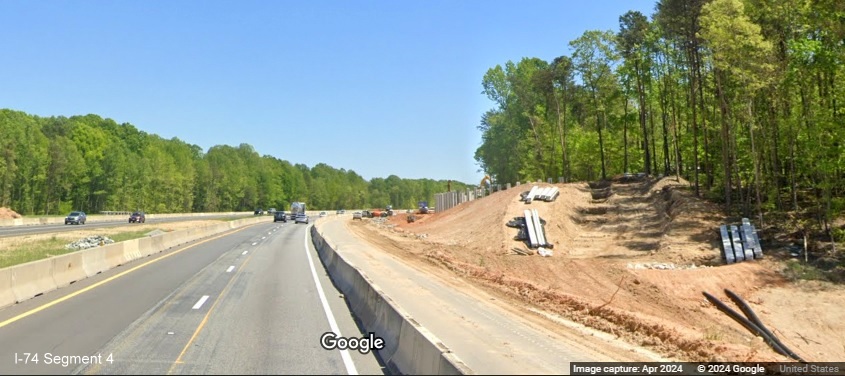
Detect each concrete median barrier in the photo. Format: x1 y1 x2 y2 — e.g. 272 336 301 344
51 252 87 288
82 246 109 277
137 236 155 258
310 226 472 375
123 239 142 262
146 235 166 255
0 215 269 309
104 242 127 268
0 269 14 309
10 259 57 303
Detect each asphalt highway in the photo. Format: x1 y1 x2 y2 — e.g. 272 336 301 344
0 220 384 375
0 214 258 238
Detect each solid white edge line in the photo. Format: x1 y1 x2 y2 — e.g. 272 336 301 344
226 265 235 273
303 224 358 375
192 295 210 310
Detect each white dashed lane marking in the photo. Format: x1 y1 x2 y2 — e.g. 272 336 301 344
192 295 210 310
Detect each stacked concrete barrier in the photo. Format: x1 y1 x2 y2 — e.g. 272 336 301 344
310 226 472 375
0 216 271 309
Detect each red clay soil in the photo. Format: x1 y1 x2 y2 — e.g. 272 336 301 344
0 208 21 220
348 177 845 362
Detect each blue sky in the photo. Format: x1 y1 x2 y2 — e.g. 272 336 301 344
1 0 658 185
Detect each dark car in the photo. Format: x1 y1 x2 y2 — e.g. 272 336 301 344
65 211 87 225
273 211 287 222
129 211 146 223
254 208 264 215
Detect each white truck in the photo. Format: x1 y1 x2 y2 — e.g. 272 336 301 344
290 202 306 219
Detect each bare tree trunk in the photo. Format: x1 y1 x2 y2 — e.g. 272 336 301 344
687 47 700 197
527 115 546 179
623 90 630 173
636 61 651 175
555 89 567 180
649 101 658 175
748 100 764 228
716 70 732 210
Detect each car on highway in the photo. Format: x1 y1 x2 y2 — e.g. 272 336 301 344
129 211 146 223
273 210 287 222
268 208 276 214
65 211 87 225
352 211 362 220
336 209 345 214
254 208 264 215
294 213 309 224
319 211 327 217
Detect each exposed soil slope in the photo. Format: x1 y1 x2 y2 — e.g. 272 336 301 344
348 177 845 362
0 208 21 220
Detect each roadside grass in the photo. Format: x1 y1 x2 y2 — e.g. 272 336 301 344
783 259 829 282
0 230 156 269
109 230 153 243
0 236 67 269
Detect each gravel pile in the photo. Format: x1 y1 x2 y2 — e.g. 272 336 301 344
65 235 115 250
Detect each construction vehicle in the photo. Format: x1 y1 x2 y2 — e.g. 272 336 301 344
480 174 493 194
417 201 430 214
480 175 492 188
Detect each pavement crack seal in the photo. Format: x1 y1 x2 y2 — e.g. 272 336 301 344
168 243 258 373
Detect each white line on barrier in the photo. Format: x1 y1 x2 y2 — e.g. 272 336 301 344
303 226 358 375
192 295 210 310
226 266 235 273
242 250 248 255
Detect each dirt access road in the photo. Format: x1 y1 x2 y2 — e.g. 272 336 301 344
347 177 845 362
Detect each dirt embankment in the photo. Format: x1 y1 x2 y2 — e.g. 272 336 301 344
0 208 21 220
348 177 845 362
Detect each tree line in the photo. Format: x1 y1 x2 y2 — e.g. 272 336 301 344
0 109 471 215
475 0 845 235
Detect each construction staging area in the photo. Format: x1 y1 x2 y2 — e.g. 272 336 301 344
348 176 845 362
